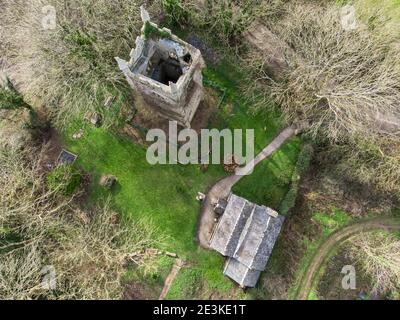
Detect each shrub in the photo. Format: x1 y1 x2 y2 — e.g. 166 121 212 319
279 144 313 215
0 146 165 299
0 85 29 110
334 136 400 198
279 187 298 216
161 0 190 27
47 164 82 196
143 21 172 40
245 1 400 201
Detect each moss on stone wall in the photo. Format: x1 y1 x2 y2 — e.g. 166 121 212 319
142 21 172 40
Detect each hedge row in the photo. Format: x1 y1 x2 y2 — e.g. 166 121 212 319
279 144 314 215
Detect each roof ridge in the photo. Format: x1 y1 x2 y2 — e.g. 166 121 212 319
251 209 273 270
222 195 249 254
233 203 257 259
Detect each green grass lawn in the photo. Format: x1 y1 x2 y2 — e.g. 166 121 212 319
62 52 301 298
203 62 301 210
233 141 301 210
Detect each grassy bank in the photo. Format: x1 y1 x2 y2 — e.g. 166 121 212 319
287 209 353 299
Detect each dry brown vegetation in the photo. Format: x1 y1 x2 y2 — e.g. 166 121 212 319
0 146 164 299
1 0 400 300
175 1 400 199
347 231 400 294
0 0 161 129
239 1 400 198
333 137 400 199
251 1 400 140
163 0 259 48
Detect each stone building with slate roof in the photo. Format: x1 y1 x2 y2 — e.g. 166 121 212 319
210 194 285 288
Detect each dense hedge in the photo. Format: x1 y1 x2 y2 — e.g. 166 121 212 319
279 144 313 215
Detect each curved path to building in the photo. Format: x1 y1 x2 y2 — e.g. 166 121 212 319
196 126 298 249
295 217 400 300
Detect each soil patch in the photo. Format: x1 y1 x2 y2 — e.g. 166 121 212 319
186 34 221 65
123 281 160 300
37 127 63 174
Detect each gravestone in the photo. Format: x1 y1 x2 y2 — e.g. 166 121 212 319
90 112 102 127
57 149 78 165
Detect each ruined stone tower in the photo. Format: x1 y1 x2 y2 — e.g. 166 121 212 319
115 7 205 128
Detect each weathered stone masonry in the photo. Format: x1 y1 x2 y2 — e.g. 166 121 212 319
115 7 205 128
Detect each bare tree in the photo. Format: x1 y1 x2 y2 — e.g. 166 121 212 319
335 136 400 197
240 1 400 198
347 231 400 294
246 1 400 141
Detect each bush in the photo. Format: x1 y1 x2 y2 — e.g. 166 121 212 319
334 136 400 198
164 0 256 46
0 85 28 110
279 187 298 216
143 21 172 40
47 164 82 196
161 0 190 27
279 144 313 215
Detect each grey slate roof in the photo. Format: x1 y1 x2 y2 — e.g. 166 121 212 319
234 206 285 271
210 194 285 287
223 258 261 288
209 194 254 256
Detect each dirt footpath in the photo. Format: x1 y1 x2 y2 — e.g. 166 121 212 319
295 217 400 300
196 126 297 248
